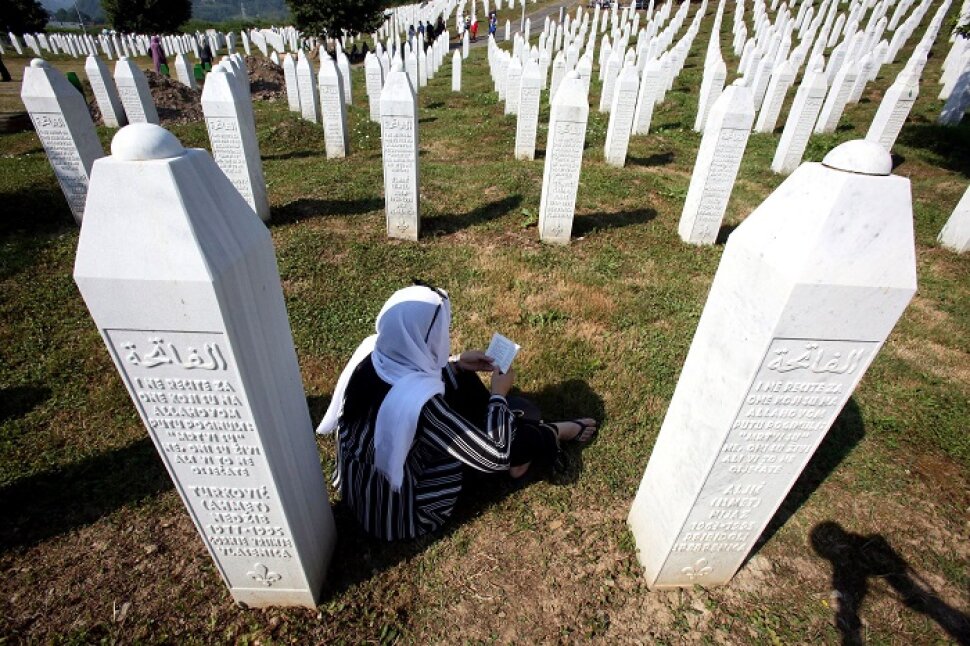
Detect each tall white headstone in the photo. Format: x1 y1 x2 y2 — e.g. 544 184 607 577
754 60 795 133
538 72 589 244
514 59 542 160
604 61 639 167
505 56 523 114
814 60 858 133
337 50 352 104
86 55 128 129
938 184 970 253
282 53 301 113
629 140 917 589
865 68 919 152
633 58 663 135
318 57 349 158
202 67 270 222
115 57 160 124
679 82 756 245
772 64 827 174
365 53 384 121
380 62 420 241
74 123 336 609
694 53 727 132
21 59 105 224
174 53 197 90
296 54 321 123
452 50 462 91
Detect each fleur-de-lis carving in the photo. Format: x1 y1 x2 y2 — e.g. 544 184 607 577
681 558 713 581
247 563 282 587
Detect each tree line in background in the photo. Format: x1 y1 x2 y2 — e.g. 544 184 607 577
2 0 392 40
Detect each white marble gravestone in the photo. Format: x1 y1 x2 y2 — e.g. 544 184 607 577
515 59 542 160
74 123 336 608
629 140 917 589
865 68 918 152
380 62 420 241
633 58 663 135
505 56 523 115
452 50 462 92
337 51 352 105
938 185 970 253
604 61 639 167
694 53 727 132
538 72 588 244
115 57 160 124
21 59 105 224
366 53 384 121
938 65 970 126
318 57 349 158
296 54 321 123
754 60 795 133
679 82 755 245
282 53 301 113
86 55 128 129
550 52 567 99
771 64 827 175
174 53 197 90
202 67 270 222
814 60 858 133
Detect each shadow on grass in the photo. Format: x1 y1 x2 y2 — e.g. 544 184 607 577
749 397 865 557
423 194 522 235
0 385 51 423
716 222 740 245
318 378 604 600
262 149 327 161
572 207 658 236
811 521 970 645
271 197 383 226
0 182 78 280
628 151 675 167
896 122 970 175
0 437 172 551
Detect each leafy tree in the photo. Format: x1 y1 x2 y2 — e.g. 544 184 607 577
0 0 49 34
285 0 386 38
101 0 192 33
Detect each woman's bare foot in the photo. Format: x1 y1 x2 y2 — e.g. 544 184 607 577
510 463 530 478
554 418 598 443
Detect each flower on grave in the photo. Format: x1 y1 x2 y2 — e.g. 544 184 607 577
247 563 282 587
681 558 713 581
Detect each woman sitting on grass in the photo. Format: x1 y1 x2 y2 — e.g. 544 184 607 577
316 283 598 540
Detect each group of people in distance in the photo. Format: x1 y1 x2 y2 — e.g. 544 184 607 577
317 284 599 541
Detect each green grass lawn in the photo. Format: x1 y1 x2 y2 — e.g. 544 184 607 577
1 2 968 642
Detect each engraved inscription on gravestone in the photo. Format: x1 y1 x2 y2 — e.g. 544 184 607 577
104 329 301 587
689 128 748 242
382 115 418 235
660 338 877 581
206 117 254 205
31 113 90 216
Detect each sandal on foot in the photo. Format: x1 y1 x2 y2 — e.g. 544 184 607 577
557 418 598 444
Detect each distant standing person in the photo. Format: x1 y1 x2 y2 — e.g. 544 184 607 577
470 17 478 42
150 36 166 74
199 40 213 69
0 51 10 82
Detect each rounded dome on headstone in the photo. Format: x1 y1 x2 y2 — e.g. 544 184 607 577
822 139 892 176
30 58 48 68
111 123 185 161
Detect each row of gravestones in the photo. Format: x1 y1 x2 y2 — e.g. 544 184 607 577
14 0 967 609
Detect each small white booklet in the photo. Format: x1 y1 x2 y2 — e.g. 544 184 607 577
486 332 520 374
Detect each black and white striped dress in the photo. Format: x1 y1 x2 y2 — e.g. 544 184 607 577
334 354 516 540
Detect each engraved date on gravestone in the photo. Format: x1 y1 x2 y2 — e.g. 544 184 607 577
104 329 298 573
659 337 878 580
30 112 88 214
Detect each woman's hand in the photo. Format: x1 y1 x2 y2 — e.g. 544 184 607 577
456 350 496 373
490 367 514 397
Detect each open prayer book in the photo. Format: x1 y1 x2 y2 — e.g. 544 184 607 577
486 333 520 375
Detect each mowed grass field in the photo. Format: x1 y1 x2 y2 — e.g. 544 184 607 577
1 1 968 643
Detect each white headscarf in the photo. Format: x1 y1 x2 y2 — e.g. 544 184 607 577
316 286 451 490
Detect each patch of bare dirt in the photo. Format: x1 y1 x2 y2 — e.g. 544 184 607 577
145 70 202 126
245 55 285 101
